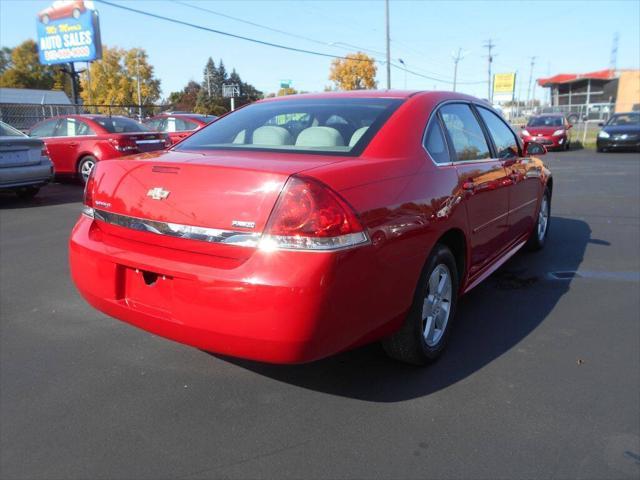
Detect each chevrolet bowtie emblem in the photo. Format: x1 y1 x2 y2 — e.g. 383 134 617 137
147 187 170 200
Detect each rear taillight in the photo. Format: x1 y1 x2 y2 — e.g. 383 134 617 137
82 166 96 218
108 137 137 152
260 176 369 251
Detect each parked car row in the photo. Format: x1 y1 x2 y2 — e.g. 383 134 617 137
0 112 218 197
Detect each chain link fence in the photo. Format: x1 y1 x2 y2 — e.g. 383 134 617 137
0 103 172 132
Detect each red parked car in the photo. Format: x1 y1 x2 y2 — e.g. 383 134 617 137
70 91 552 365
30 115 170 182
520 113 572 150
38 0 86 24
144 113 217 145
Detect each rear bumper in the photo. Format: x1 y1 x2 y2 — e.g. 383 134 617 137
69 215 405 364
0 159 54 189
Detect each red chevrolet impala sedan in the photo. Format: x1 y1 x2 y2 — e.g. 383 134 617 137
144 113 217 145
70 91 552 365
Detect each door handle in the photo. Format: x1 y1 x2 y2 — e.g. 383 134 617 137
69 142 78 147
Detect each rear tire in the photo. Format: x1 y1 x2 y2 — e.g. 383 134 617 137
382 244 459 365
526 187 551 251
78 156 96 184
16 186 40 200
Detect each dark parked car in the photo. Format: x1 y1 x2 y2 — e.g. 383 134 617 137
0 121 54 199
29 115 170 183
597 112 640 152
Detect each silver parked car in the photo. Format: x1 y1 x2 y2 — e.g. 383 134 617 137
0 121 54 199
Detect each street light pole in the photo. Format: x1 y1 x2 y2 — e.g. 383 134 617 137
398 58 407 89
452 48 464 92
385 0 391 89
135 52 142 120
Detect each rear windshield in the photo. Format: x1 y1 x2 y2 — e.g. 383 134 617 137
175 98 403 155
607 113 640 126
0 122 25 137
527 116 563 127
91 116 150 133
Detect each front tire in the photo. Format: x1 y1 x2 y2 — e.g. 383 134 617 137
382 244 459 365
78 156 96 184
526 187 551 251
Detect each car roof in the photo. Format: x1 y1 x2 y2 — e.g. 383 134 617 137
259 90 483 104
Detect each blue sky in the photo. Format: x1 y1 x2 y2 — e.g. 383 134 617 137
1 0 639 101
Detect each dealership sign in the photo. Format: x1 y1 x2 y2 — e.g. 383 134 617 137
492 72 516 103
36 0 102 65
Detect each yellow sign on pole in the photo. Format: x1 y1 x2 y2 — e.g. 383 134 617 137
493 73 516 94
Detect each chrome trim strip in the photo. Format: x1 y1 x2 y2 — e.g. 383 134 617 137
93 209 261 246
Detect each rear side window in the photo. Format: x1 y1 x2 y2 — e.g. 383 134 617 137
56 118 96 137
423 118 450 164
145 118 164 131
167 117 198 132
477 107 519 159
30 119 58 138
440 104 490 161
92 117 150 133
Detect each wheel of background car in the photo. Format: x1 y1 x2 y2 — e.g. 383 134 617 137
16 186 40 200
382 244 459 365
78 156 96 184
41 14 49 24
526 187 551 251
72 8 81 18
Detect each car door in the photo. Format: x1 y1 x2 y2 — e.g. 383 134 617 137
439 103 511 276
477 106 541 242
55 118 97 172
30 119 70 173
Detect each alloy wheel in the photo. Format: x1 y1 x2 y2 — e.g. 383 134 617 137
537 195 549 242
422 264 452 347
80 159 95 183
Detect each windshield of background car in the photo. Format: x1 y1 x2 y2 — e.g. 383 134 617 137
0 122 25 137
175 98 403 155
91 116 151 133
607 113 640 126
527 116 563 127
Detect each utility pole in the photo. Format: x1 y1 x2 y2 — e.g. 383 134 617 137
385 0 391 89
204 71 212 96
452 48 464 92
526 56 536 110
609 32 619 72
135 52 142 120
483 39 495 102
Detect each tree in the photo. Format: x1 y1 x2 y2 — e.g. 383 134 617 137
0 47 12 75
80 46 160 109
0 40 54 90
168 80 201 112
329 52 377 90
277 87 298 96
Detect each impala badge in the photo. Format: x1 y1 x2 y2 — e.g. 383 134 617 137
147 187 170 200
232 220 256 229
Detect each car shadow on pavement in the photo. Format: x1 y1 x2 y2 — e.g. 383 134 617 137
0 181 83 209
219 216 596 402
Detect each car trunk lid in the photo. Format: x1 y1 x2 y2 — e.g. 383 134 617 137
0 137 43 168
90 150 344 256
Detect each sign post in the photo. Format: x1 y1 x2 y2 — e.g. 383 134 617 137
223 84 240 111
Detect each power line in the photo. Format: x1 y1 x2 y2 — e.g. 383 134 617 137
95 0 375 64
95 0 485 87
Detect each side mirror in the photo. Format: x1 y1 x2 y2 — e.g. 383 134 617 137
524 141 547 156
598 122 604 127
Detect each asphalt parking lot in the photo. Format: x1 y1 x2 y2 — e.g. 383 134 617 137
1 149 639 480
